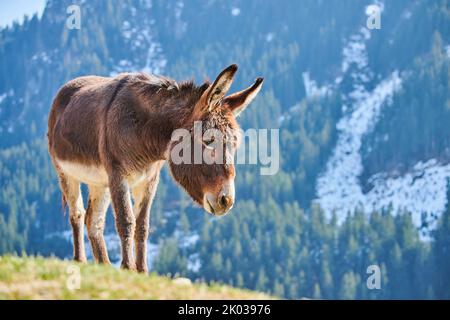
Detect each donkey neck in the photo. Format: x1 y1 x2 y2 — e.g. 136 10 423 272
129 75 207 163
138 93 195 162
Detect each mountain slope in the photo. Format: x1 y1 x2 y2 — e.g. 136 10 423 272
0 256 273 299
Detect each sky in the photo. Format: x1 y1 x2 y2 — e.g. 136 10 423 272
0 0 47 28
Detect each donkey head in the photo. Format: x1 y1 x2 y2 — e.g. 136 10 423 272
168 64 263 216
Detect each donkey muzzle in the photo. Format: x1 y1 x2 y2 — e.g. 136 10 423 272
203 182 235 216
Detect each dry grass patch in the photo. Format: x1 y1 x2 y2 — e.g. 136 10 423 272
0 255 274 300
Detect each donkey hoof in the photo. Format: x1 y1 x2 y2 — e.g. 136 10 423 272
74 256 87 263
120 261 136 271
136 266 148 274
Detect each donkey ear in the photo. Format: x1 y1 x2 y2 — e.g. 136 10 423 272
203 64 238 110
222 77 264 116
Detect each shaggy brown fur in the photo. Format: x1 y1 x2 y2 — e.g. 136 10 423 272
47 64 263 272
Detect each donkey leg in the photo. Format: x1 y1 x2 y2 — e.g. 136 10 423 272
109 175 136 270
132 174 159 273
58 172 86 263
86 186 111 264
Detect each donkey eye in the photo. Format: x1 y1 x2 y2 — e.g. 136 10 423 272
203 137 215 147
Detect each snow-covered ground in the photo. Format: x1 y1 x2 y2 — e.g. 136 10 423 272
302 72 331 99
0 90 12 107
315 13 450 227
110 2 166 76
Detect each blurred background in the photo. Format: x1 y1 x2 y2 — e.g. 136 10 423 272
0 0 449 299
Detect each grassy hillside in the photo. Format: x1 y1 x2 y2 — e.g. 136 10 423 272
0 256 273 300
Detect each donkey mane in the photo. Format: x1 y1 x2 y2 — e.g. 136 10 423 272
131 73 210 104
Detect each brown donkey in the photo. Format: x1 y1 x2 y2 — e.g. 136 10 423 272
47 64 263 272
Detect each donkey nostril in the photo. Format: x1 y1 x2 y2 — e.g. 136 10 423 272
220 195 230 208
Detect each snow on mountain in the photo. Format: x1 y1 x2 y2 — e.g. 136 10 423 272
365 159 450 227
0 91 11 105
111 2 166 76
315 69 402 222
302 72 331 99
315 12 450 227
231 7 241 17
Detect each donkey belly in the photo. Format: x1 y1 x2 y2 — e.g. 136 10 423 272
56 158 159 188
57 159 110 187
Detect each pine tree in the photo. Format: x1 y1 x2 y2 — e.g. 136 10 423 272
338 272 358 300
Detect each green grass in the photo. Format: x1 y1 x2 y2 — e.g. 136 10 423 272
0 255 274 300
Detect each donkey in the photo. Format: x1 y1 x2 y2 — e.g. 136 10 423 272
47 64 263 272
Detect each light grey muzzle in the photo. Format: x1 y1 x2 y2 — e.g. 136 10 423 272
203 181 235 216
